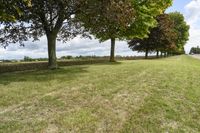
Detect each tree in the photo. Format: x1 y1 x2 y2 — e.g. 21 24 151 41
0 0 31 22
128 14 178 58
77 0 173 62
24 56 34 62
77 0 135 62
128 12 190 58
190 46 200 54
0 0 84 69
169 12 190 54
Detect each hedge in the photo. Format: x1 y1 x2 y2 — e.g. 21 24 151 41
0 60 108 74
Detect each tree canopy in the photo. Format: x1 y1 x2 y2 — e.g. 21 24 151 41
125 0 173 39
190 46 200 55
129 12 189 58
0 0 31 22
77 0 173 61
129 14 177 58
169 12 190 54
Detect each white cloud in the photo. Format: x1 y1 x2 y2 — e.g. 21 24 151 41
0 36 138 60
185 28 200 53
185 0 200 26
184 0 200 53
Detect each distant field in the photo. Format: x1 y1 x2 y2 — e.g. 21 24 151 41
0 55 200 132
0 55 157 65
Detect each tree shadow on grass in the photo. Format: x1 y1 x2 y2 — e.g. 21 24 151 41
0 61 123 85
93 61 122 66
0 66 89 85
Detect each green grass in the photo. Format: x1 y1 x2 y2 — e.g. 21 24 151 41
0 55 200 133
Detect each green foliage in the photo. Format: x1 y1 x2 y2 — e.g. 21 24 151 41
129 12 190 57
78 0 173 41
129 13 178 57
125 0 173 39
190 46 200 54
60 56 73 60
23 56 48 62
77 0 136 41
169 12 190 53
0 0 83 45
24 56 34 62
0 0 31 22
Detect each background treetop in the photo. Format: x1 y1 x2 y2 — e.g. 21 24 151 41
124 0 173 39
0 0 31 22
169 12 190 52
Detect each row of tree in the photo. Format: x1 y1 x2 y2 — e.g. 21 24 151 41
129 12 189 58
189 46 200 54
1 0 175 69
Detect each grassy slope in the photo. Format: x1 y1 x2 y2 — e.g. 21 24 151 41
0 55 200 133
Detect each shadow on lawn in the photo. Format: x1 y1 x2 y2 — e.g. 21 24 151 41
0 66 89 85
0 61 122 85
93 61 122 66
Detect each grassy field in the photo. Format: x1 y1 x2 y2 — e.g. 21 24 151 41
0 55 200 133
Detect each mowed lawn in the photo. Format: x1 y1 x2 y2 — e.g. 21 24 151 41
0 55 200 133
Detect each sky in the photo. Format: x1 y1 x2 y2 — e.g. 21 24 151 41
0 0 200 60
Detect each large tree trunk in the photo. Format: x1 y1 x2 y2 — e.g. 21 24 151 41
110 38 116 62
47 34 57 69
145 48 149 59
